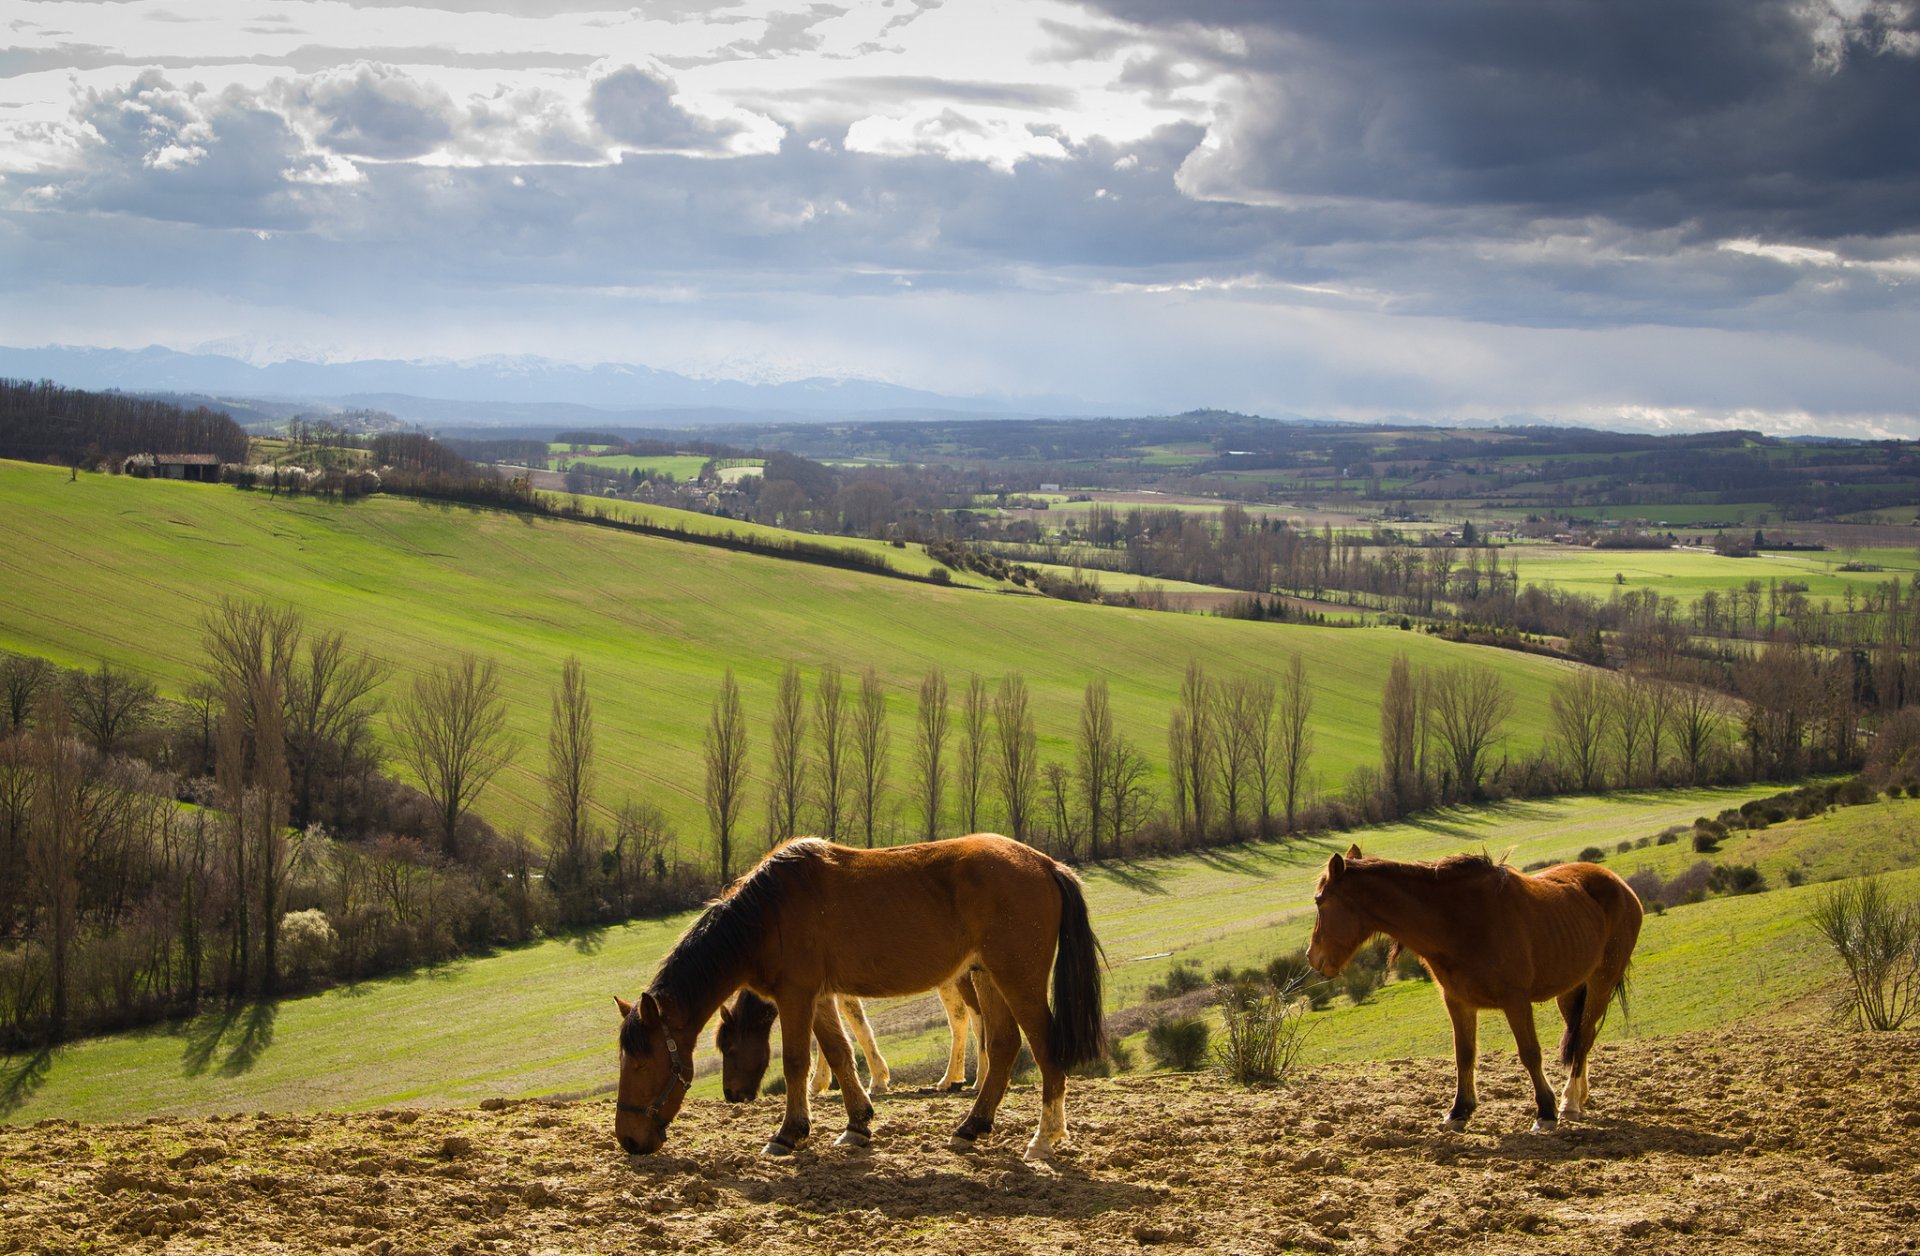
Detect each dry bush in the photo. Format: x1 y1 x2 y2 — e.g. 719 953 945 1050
1813 876 1920 1031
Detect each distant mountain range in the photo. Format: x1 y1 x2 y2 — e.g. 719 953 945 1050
0 344 1125 427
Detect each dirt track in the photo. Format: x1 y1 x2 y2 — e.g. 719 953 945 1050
3 1026 1917 1254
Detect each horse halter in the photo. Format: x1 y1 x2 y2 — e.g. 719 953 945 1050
618 1025 692 1126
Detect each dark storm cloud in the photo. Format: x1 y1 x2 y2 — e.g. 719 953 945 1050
1086 0 1920 243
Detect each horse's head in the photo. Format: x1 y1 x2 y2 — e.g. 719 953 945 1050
1307 844 1370 977
613 992 691 1155
715 990 778 1103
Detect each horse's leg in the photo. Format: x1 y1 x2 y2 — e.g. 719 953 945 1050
809 999 849 1096
765 993 819 1157
987 970 1068 1160
951 976 1020 1152
1554 990 1586 1118
811 999 876 1148
1441 992 1479 1131
1503 1003 1559 1133
936 981 971 1091
838 994 890 1095
1568 970 1619 1115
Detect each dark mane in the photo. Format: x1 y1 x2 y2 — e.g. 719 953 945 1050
646 839 824 1020
1336 851 1502 887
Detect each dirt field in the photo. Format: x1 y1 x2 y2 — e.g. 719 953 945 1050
3 1026 1917 1254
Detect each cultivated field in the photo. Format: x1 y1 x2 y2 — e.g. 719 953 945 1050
0 460 1573 846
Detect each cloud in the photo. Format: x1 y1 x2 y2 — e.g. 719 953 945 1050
588 61 781 155
283 62 456 160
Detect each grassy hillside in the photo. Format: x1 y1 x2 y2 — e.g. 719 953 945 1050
6 784 1900 1124
0 459 1574 848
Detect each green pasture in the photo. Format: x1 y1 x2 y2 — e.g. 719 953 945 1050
4 784 1896 1124
1509 544 1901 604
0 460 1572 852
562 454 709 481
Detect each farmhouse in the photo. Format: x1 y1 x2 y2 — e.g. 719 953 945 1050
124 452 222 482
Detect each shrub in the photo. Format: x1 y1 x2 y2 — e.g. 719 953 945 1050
1625 868 1664 910
1266 951 1313 990
1812 877 1920 1030
1211 965 1236 985
1391 946 1430 982
1146 959 1208 1001
1145 1014 1210 1070
277 909 337 983
1213 980 1312 1086
1342 963 1384 1005
1615 839 1634 855
1786 866 1806 888
1579 846 1606 863
1692 829 1721 853
1522 858 1554 872
1664 860 1716 906
1708 863 1767 896
1655 830 1679 846
1838 778 1879 807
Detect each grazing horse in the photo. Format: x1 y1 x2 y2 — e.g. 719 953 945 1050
1307 844 1642 1132
614 834 1106 1159
717 975 981 1103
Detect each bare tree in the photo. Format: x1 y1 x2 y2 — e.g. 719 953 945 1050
544 656 599 912
1669 666 1728 785
1275 652 1314 832
1170 660 1216 841
1076 678 1115 860
1043 760 1078 859
1427 664 1512 802
1644 668 1679 785
1610 672 1652 788
202 598 301 742
764 661 808 844
704 669 750 881
912 668 949 840
284 629 387 830
26 692 84 1031
957 672 989 833
67 659 156 757
390 654 515 858
1215 675 1257 837
1240 674 1279 837
852 668 891 847
812 663 848 840
1551 669 1613 792
1379 653 1422 814
993 673 1038 843
1 655 54 732
247 665 292 997
1102 737 1155 855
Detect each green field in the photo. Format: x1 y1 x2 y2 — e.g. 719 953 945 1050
1508 543 1903 604
562 454 709 481
0 460 1573 849
3 785 1898 1123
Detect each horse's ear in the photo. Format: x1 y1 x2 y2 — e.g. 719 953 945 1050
614 995 633 1020
639 991 663 1023
1326 852 1345 880
718 999 735 1026
1345 843 1363 859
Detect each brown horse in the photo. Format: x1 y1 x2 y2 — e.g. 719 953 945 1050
1307 844 1642 1132
717 975 981 1103
614 834 1106 1159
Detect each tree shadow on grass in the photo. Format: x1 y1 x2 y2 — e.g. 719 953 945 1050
180 1000 279 1078
1088 861 1171 896
0 1048 54 1117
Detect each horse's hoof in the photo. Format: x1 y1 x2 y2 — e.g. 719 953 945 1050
949 1133 978 1153
762 1140 794 1157
835 1129 871 1149
1439 1118 1468 1133
1558 1106 1583 1121
1022 1137 1055 1162
1530 1118 1558 1134
941 1080 966 1093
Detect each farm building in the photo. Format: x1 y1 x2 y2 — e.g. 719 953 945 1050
124 453 223 482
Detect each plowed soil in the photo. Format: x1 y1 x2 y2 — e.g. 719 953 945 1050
4 1027 1917 1254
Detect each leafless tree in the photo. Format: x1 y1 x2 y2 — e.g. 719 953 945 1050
764 661 808 845
1 655 54 732
957 672 989 833
812 663 848 840
704 669 749 880
1551 669 1613 792
67 659 156 757
1215 675 1258 837
993 673 1038 844
1427 664 1512 802
1102 737 1155 855
1669 666 1728 784
544 656 598 909
912 668 949 840
1043 760 1078 859
853 668 891 847
1275 652 1314 832
1170 660 1216 841
26 693 84 1031
1644 668 1679 785
1076 678 1115 860
284 628 387 829
202 597 301 743
1610 672 1653 787
1239 674 1278 837
1379 653 1423 814
390 654 515 858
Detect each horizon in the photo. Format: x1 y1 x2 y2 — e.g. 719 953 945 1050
3 2 1918 437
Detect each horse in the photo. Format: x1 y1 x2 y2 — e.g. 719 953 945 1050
717 975 981 1103
613 834 1106 1159
1306 843 1642 1133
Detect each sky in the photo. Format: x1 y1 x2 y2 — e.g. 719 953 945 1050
3 0 1919 434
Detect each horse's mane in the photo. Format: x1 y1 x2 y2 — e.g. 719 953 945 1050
639 838 825 1033
1344 851 1504 882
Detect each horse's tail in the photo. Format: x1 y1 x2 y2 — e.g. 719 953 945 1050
1559 965 1633 1066
1047 863 1108 1069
